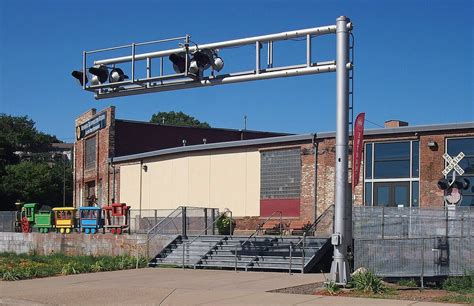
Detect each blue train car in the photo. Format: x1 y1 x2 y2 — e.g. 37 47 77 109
78 206 102 234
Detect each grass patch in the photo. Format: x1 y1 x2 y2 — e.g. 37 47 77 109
434 294 474 304
397 278 418 288
0 252 148 281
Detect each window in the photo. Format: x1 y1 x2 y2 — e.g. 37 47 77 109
260 148 301 199
364 141 419 207
374 142 410 178
260 148 301 217
85 136 96 169
446 137 474 206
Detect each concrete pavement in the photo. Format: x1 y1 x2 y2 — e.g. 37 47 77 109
0 268 457 305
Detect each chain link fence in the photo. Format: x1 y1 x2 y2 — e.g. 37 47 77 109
353 206 473 239
353 206 474 277
0 211 16 232
131 207 220 235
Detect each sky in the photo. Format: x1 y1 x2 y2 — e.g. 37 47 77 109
0 0 473 142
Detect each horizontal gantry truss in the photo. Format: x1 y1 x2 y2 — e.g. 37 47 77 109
78 23 350 99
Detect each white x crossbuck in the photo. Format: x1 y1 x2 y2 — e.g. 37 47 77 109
442 152 465 176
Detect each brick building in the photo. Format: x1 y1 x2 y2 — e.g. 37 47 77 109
73 106 287 207
74 107 473 231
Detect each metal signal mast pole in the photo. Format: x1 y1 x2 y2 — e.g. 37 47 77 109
330 16 352 285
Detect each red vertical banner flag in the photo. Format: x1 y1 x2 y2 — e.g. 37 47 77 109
352 113 365 193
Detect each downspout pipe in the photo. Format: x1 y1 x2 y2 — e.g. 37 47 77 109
312 133 318 224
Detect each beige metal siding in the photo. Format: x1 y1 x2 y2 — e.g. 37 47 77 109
119 163 141 210
120 149 260 217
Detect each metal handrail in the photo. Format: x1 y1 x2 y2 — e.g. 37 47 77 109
185 209 232 268
188 209 233 245
289 232 306 274
146 206 182 240
241 210 283 247
305 204 334 235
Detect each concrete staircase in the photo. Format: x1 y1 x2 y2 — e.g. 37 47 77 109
149 235 331 273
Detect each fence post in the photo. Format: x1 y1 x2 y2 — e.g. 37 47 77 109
204 208 208 235
421 238 425 289
229 211 233 237
212 209 216 235
182 206 187 237
234 244 238 272
182 241 186 270
302 233 306 274
381 207 385 239
289 245 292 274
280 211 283 238
154 209 157 228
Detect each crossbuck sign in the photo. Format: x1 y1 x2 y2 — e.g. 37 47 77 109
442 152 465 176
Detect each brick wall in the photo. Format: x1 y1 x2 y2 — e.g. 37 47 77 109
74 106 116 207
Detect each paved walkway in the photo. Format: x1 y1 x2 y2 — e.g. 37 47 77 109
1 268 456 305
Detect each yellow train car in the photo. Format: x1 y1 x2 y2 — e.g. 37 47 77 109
52 207 77 234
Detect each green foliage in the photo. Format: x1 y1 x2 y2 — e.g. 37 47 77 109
397 278 418 288
442 272 473 293
0 114 69 210
350 270 386 294
0 160 73 209
324 281 340 295
216 215 235 235
0 252 145 281
150 111 211 128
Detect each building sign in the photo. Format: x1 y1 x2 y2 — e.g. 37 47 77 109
76 113 107 140
352 112 365 192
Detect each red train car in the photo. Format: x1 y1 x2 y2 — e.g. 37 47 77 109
102 203 130 234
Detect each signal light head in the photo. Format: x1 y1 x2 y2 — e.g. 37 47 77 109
437 178 450 190
71 70 88 86
109 68 128 83
453 178 470 190
88 65 109 84
169 52 188 74
212 56 224 72
192 49 213 71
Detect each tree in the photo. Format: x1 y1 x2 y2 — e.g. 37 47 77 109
150 111 211 128
0 114 70 210
0 114 60 171
0 160 73 210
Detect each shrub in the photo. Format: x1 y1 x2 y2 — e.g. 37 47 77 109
216 215 235 235
350 270 386 294
442 272 473 293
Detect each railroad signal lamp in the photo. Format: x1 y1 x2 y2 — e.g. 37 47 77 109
109 68 128 83
437 178 450 190
212 56 224 72
191 49 214 71
71 70 88 86
88 65 109 84
169 52 188 74
452 178 470 190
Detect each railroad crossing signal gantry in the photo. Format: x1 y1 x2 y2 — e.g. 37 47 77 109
72 16 354 285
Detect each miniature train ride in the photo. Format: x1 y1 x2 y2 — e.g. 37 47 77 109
18 202 130 235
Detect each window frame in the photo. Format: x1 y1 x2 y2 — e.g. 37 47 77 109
84 135 97 170
364 140 420 207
